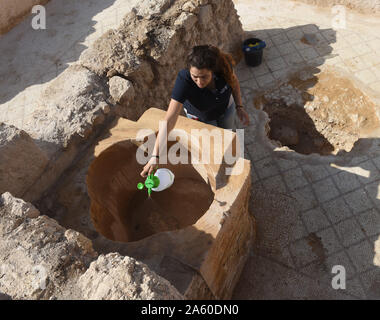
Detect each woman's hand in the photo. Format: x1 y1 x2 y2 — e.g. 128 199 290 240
140 156 159 178
236 106 250 126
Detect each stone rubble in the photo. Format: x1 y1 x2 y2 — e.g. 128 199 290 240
109 76 136 105
0 192 98 299
78 253 184 300
0 123 49 199
0 192 184 300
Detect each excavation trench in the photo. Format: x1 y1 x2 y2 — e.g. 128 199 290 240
86 140 215 243
254 67 380 155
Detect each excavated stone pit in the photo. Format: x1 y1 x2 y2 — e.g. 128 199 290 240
254 66 380 155
83 109 254 299
86 139 214 242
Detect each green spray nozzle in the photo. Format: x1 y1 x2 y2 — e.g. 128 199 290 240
137 172 160 197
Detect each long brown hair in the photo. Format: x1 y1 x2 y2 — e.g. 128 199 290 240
187 45 237 91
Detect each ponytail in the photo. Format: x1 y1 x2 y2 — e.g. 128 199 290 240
208 45 237 92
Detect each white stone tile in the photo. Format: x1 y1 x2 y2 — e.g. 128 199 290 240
353 43 374 56
344 189 374 214
236 67 255 82
313 32 328 43
359 52 380 68
241 87 253 97
367 39 380 52
344 33 363 47
312 177 340 203
254 157 279 179
256 73 276 87
286 27 304 41
299 47 320 61
251 62 270 77
288 238 319 268
355 69 378 85
271 32 290 46
266 27 285 37
347 240 375 273
266 56 288 72
301 208 331 233
260 37 273 48
301 24 319 34
321 29 337 42
357 209 380 238
342 56 369 73
250 30 269 40
264 46 281 60
369 81 380 93
359 31 377 42
276 42 297 56
334 31 348 44
324 54 344 66
271 67 291 80
332 171 361 194
240 77 259 90
329 40 350 52
315 227 344 255
292 39 310 51
359 268 380 299
291 186 319 211
262 175 287 193
370 66 380 79
334 218 367 247
283 167 309 191
314 41 333 56
282 52 305 65
338 47 360 60
307 56 324 67
336 28 356 37
235 60 247 72
322 197 353 224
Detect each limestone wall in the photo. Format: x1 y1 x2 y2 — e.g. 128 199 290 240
0 0 50 35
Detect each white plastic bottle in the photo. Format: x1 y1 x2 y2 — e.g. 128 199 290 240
152 168 175 192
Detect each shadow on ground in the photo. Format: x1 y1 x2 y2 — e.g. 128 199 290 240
0 0 122 104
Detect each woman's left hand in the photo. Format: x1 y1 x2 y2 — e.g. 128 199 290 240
236 106 250 126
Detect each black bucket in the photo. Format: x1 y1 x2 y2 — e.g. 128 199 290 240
242 38 266 67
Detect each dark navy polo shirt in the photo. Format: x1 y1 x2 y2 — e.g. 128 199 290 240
171 69 232 121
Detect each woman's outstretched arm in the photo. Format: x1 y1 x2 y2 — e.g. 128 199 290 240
140 99 183 177
231 71 250 126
